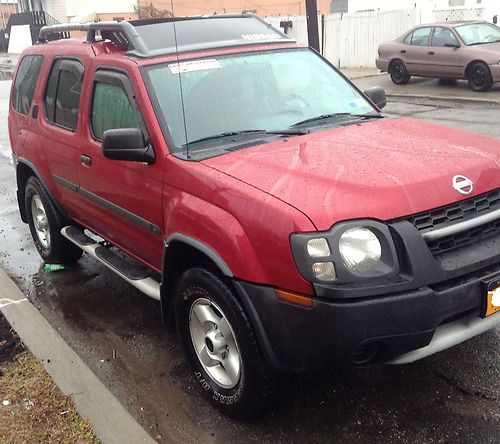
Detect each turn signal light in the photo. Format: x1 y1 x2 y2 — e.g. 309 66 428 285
275 289 313 308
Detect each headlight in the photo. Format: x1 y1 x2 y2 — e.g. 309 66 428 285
339 227 382 273
290 220 399 285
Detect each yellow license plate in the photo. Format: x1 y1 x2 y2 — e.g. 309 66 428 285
484 279 500 318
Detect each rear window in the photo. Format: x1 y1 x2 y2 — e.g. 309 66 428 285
44 58 85 131
404 27 432 46
12 55 44 115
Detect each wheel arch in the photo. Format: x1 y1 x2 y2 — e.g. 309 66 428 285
389 58 405 70
464 59 489 78
160 234 235 330
15 158 68 223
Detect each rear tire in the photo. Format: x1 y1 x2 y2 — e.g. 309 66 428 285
467 62 493 92
175 268 275 419
25 176 82 264
389 60 411 85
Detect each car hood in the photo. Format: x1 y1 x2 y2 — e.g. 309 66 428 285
202 118 500 231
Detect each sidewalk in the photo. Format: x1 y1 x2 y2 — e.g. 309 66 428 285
0 268 156 444
341 66 500 105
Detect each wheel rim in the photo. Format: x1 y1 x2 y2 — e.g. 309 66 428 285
31 194 51 249
189 298 242 389
471 68 486 88
392 63 405 82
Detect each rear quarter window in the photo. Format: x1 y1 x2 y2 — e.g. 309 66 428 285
12 55 44 115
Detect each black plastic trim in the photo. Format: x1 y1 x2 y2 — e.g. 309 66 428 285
16 158 69 220
164 234 233 277
233 272 493 371
53 175 161 236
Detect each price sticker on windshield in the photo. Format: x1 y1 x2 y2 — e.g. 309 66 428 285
169 59 221 74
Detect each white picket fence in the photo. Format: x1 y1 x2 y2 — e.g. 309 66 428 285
265 5 492 69
266 9 417 68
324 9 416 68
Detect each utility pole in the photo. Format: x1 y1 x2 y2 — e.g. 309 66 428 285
305 0 320 52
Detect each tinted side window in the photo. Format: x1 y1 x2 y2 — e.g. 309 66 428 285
44 59 85 131
409 27 431 46
91 82 140 140
12 55 44 115
432 27 460 47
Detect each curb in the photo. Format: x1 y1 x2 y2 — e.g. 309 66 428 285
386 92 500 106
0 268 156 444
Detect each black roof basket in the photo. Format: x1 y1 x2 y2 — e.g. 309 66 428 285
38 14 294 58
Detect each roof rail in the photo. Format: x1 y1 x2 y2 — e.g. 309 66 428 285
38 21 147 52
38 15 294 58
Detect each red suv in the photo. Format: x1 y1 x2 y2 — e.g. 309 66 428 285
8 15 500 418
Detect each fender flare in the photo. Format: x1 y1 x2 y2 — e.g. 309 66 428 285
160 233 234 330
15 157 70 222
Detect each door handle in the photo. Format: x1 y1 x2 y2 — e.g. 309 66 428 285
428 51 435 55
31 103 39 119
400 50 407 54
80 155 92 166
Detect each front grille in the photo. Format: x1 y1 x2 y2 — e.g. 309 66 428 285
404 189 500 255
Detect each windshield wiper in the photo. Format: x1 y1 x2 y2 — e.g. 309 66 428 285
183 129 308 146
290 112 382 128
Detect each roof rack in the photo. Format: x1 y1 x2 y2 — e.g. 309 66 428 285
38 14 294 58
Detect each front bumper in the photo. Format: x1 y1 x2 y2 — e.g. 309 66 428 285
234 264 500 372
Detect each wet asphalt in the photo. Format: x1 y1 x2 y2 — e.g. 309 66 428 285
0 79 499 443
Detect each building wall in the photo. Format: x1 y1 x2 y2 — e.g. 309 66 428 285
0 2 18 29
143 0 331 16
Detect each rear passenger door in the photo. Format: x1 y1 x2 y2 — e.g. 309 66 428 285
77 68 164 269
401 27 433 76
23 56 87 214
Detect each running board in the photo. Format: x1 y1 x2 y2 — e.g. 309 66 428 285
388 312 500 364
61 226 160 301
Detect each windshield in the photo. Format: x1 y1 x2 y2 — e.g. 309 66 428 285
455 23 500 45
143 49 375 154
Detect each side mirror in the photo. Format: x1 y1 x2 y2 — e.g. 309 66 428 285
444 42 461 48
102 128 155 164
364 86 387 110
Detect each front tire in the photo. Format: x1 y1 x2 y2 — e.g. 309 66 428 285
389 60 411 85
467 62 493 92
25 176 82 264
175 268 275 419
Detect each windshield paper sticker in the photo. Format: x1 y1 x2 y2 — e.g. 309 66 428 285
169 59 221 74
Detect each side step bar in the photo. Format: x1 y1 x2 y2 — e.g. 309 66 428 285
388 312 500 364
61 226 161 301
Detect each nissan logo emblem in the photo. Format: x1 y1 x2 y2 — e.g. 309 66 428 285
452 175 474 195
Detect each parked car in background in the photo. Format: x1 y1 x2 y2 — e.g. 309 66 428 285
377 21 500 91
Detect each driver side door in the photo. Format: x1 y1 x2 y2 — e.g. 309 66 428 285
77 68 165 269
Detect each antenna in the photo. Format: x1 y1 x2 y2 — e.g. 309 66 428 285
170 0 191 159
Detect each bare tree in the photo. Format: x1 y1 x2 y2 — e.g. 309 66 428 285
135 2 173 19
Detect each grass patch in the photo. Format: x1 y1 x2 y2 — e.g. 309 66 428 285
1 314 99 443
